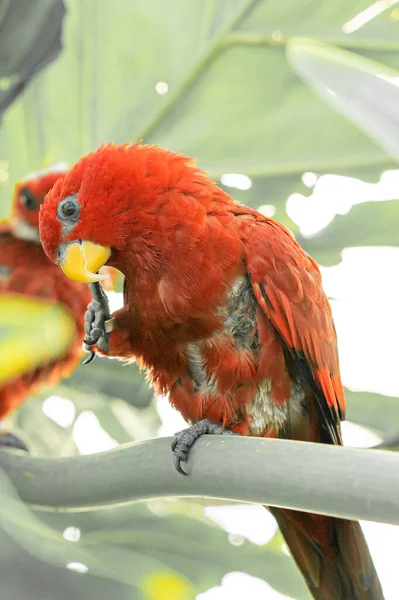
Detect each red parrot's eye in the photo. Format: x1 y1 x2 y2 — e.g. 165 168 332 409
20 188 37 211
61 200 76 217
57 195 80 225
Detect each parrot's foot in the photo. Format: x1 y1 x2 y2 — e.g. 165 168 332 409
171 419 239 476
0 431 29 452
83 282 114 364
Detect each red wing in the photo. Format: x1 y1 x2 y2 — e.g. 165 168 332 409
244 217 345 444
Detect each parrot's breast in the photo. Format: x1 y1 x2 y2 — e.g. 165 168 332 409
170 275 307 436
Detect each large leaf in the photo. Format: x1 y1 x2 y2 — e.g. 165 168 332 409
8 381 159 457
0 469 309 599
345 388 399 437
64 357 154 409
0 471 197 599
287 38 399 163
1 0 398 219
0 0 65 119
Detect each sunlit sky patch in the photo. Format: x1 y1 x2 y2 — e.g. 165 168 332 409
258 204 276 217
287 169 399 237
361 521 399 600
197 572 294 600
301 171 318 188
321 247 399 397
204 504 278 546
62 526 81 542
341 421 382 448
156 394 187 437
42 395 76 428
66 562 88 574
221 173 252 191
107 291 124 313
72 411 118 454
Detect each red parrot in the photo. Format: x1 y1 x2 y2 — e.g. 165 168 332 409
0 167 93 427
39 142 384 600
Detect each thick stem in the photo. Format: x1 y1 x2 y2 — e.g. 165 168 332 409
0 436 398 524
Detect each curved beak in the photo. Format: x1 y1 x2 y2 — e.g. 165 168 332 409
57 240 111 283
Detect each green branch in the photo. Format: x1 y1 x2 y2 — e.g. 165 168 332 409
223 32 399 52
135 0 259 141
1 436 398 524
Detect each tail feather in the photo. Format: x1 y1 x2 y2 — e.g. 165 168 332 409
271 508 384 600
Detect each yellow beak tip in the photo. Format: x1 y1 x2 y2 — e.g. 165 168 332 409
58 240 111 284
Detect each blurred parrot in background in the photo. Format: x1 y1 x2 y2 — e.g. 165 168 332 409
0 166 116 443
40 142 384 600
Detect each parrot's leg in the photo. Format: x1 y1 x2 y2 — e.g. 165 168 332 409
82 282 114 364
171 419 239 475
0 430 29 452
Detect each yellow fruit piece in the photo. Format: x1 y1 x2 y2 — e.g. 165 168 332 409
0 293 75 385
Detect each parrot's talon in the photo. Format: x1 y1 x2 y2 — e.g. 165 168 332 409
82 350 95 365
0 431 29 452
171 419 239 476
83 282 112 356
173 453 188 476
85 309 95 324
83 327 101 346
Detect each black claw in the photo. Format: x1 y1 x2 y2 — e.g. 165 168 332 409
83 332 101 347
82 350 95 365
0 431 29 452
174 454 187 476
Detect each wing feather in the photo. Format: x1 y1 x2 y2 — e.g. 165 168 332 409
243 217 345 444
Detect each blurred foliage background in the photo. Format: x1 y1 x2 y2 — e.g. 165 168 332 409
1 1 399 599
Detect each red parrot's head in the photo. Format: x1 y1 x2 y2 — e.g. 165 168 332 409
11 164 69 242
40 142 216 283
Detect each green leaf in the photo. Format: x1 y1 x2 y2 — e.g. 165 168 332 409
64 357 154 409
0 470 198 598
0 469 309 599
287 38 399 162
1 0 398 219
345 388 399 436
0 0 65 121
79 504 308 599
